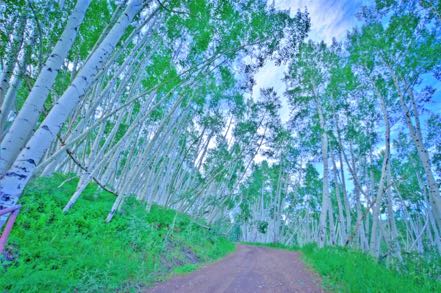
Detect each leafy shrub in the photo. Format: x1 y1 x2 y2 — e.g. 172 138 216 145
397 251 441 284
257 220 269 234
0 174 234 292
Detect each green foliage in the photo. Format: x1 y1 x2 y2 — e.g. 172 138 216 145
51 70 73 100
0 174 234 292
257 221 269 234
72 0 114 59
241 241 294 250
173 263 199 275
240 242 441 292
397 252 441 286
300 244 441 293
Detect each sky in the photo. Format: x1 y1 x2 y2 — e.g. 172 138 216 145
253 0 369 122
251 0 370 187
249 0 441 209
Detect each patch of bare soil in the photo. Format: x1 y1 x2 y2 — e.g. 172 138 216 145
159 241 200 271
146 244 323 293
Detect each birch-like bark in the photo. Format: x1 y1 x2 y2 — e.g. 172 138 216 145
316 98 332 247
335 117 352 237
63 93 154 212
385 62 441 232
0 0 144 224
0 0 91 174
0 30 33 135
369 87 391 257
63 109 126 212
332 152 346 245
386 169 401 260
0 18 26 105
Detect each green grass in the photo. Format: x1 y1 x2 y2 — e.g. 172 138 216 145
241 242 441 292
0 174 235 292
300 244 441 293
241 241 294 250
173 263 200 275
3 174 439 292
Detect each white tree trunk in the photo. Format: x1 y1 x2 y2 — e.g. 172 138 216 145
0 0 143 225
0 18 26 105
316 99 332 247
0 29 33 135
386 64 441 233
369 88 391 257
0 1 91 174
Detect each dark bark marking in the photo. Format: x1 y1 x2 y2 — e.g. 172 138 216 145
17 166 27 172
1 192 11 201
5 172 26 180
42 125 52 135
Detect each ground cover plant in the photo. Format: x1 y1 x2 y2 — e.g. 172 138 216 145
0 174 234 292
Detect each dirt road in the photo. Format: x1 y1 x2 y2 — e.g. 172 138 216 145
147 245 323 293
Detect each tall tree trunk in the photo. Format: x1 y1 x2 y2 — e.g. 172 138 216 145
0 0 144 227
0 0 91 174
369 86 391 257
386 63 441 233
316 98 332 247
386 169 402 260
0 18 26 105
332 152 346 245
335 117 352 238
0 28 34 136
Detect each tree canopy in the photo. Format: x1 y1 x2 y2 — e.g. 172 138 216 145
0 0 440 265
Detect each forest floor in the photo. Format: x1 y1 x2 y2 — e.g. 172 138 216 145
146 244 323 293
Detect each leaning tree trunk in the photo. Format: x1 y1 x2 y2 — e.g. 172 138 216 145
332 152 346 245
0 0 91 175
0 0 144 227
387 64 441 233
316 98 332 247
0 18 26 105
386 169 402 260
369 87 391 257
0 28 35 136
335 117 352 239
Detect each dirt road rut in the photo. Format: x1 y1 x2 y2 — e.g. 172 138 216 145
147 245 323 293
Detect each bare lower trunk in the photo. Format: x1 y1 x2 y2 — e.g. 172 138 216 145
316 99 332 247
0 0 144 227
369 92 391 257
0 0 91 174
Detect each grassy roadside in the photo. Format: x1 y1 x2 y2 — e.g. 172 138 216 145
241 241 293 250
0 174 235 292
300 244 441 293
242 242 441 293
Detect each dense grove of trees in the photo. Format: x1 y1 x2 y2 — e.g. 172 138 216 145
0 0 440 263
238 0 441 261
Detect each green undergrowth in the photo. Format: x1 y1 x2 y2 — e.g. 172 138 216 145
242 242 441 292
300 244 441 293
0 174 235 292
241 241 293 250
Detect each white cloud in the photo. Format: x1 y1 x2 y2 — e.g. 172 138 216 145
252 0 368 123
272 0 365 43
252 60 290 122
